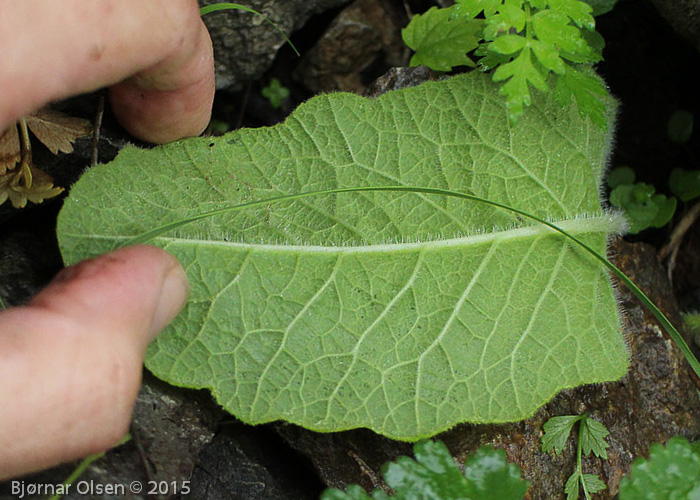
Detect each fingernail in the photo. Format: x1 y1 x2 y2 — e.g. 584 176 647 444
150 261 189 339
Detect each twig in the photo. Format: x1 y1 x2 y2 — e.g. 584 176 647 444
659 200 700 282
90 91 105 167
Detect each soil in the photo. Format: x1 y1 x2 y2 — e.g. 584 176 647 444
1 0 699 498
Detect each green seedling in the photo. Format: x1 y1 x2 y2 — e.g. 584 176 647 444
669 168 700 203
542 413 609 500
608 167 677 234
667 109 694 145
261 78 290 108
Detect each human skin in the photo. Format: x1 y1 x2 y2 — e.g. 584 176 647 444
0 0 214 479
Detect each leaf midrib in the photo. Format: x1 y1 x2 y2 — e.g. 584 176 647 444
63 214 619 254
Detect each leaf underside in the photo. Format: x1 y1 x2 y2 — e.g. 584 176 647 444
57 72 627 440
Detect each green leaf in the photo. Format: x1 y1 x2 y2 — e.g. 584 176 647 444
493 47 548 118
322 485 375 500
553 66 609 130
402 6 481 71
530 39 567 74
669 168 700 202
581 0 619 16
619 436 700 499
564 471 581 500
547 0 595 29
261 78 290 109
531 10 593 61
454 0 504 18
463 446 530 499
542 415 582 454
323 441 528 499
581 474 606 494
483 3 528 39
382 441 471 497
57 72 627 440
490 34 528 55
607 166 635 189
610 183 676 234
667 110 694 145
579 415 609 458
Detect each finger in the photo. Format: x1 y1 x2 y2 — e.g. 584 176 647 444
0 246 189 480
0 0 215 143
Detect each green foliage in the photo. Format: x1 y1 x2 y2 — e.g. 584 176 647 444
608 168 677 234
667 109 694 145
619 436 700 499
57 72 628 440
669 168 700 203
581 0 619 16
322 440 529 500
261 78 290 108
606 166 635 189
401 0 609 127
402 6 482 71
542 413 610 500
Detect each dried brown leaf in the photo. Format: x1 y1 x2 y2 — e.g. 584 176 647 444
25 108 92 154
0 162 63 209
0 125 20 175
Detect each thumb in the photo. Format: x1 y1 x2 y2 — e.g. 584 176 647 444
0 245 188 480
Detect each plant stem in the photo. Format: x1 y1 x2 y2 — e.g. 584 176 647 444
578 417 592 500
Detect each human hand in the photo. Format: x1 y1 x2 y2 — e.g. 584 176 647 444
0 0 214 479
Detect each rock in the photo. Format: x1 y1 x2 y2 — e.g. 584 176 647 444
0 375 219 500
293 0 410 94
187 424 323 500
278 240 700 499
363 65 439 97
650 0 700 54
199 0 353 90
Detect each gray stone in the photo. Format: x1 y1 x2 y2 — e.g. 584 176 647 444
199 0 353 90
293 0 410 94
651 0 700 54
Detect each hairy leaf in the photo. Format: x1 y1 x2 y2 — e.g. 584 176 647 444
553 67 609 130
402 6 481 71
57 72 626 440
619 436 700 499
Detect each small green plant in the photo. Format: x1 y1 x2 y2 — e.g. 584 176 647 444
618 436 700 499
321 440 529 500
402 0 614 127
667 109 694 145
669 168 700 203
542 413 610 500
261 78 290 108
608 166 677 234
